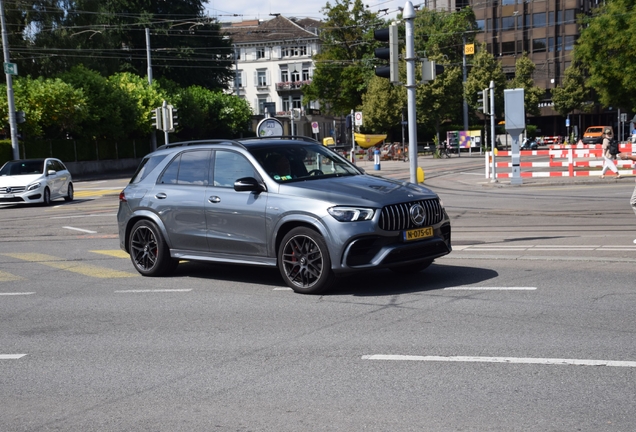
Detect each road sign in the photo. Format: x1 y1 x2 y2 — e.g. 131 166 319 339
311 121 319 134
354 111 363 126
3 62 17 75
464 44 474 55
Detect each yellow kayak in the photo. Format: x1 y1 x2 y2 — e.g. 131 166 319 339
354 133 387 148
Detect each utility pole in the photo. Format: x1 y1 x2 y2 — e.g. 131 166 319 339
145 28 157 150
404 1 418 184
1 0 19 160
490 80 497 182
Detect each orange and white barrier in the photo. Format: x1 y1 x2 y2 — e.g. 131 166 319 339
485 143 636 179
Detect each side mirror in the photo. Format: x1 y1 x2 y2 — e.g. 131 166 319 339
234 177 266 193
47 170 56 176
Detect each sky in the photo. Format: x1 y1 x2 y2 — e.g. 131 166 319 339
204 0 406 23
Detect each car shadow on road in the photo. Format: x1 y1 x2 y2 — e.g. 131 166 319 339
173 261 498 296
334 263 498 296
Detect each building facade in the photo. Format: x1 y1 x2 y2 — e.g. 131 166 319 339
471 0 617 139
223 16 337 140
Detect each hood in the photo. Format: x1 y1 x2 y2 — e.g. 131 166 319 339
0 174 43 187
278 173 438 206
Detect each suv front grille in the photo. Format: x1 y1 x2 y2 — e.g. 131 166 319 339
379 199 444 231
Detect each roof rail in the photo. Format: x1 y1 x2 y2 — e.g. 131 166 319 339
239 135 319 144
157 139 245 150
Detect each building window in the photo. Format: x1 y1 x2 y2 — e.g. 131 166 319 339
256 47 265 59
517 16 523 29
282 45 308 57
548 11 555 26
533 12 546 28
501 0 516 4
291 69 300 82
533 38 547 53
476 20 485 31
257 70 268 87
564 35 576 51
302 68 310 81
258 98 268 115
502 17 515 31
517 40 523 53
502 41 516 55
525 15 531 29
548 37 555 52
236 71 243 88
281 69 289 82
292 96 302 109
565 9 576 24
556 36 562 52
486 18 491 32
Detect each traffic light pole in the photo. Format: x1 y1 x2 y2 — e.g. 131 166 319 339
403 2 418 184
1 0 19 160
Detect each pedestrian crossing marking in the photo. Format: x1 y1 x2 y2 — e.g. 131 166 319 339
90 250 129 259
0 270 24 282
2 253 137 278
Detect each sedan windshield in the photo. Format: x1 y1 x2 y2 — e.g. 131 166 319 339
249 144 361 183
0 160 45 176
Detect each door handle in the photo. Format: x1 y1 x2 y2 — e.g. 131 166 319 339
209 196 221 203
155 192 167 199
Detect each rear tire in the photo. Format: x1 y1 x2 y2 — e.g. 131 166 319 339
278 227 335 294
129 220 178 276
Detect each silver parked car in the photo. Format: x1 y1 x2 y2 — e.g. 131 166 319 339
117 137 451 294
0 158 74 205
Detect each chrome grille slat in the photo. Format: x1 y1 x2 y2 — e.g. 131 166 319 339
379 199 443 231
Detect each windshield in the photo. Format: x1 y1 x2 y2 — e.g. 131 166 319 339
0 160 45 176
249 143 362 183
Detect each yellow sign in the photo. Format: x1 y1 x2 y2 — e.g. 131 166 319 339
464 44 475 55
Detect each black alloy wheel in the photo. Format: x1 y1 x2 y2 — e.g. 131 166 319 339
129 220 178 276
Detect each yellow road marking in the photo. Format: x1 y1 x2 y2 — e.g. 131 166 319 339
73 189 121 198
90 250 129 259
0 270 24 282
2 253 137 278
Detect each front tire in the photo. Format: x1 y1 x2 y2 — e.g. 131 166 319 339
64 183 74 202
278 227 335 294
129 220 178 276
42 188 51 206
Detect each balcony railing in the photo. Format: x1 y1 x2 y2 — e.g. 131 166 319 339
276 80 312 91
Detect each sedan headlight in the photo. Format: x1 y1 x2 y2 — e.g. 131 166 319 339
27 182 41 191
328 206 375 222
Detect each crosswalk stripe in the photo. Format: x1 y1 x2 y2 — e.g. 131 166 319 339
90 250 130 259
0 270 24 282
2 253 137 278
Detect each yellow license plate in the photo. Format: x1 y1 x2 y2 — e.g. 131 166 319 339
404 227 434 241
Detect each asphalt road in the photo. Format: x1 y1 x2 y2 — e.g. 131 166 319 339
1 161 635 431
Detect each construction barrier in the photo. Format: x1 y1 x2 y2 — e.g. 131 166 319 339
485 143 636 179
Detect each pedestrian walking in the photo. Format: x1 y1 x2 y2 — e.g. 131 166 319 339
600 128 620 179
618 152 636 243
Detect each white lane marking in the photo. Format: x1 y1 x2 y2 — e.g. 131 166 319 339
63 226 97 234
114 289 192 293
273 287 293 291
52 214 117 219
443 286 536 291
0 292 35 296
362 355 636 368
0 354 27 359
454 244 636 251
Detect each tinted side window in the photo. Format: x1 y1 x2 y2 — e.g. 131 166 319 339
213 151 257 188
131 155 168 184
159 155 180 184
177 150 210 185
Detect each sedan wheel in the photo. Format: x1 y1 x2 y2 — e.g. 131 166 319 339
64 183 74 202
42 188 51 206
129 220 178 276
278 227 335 294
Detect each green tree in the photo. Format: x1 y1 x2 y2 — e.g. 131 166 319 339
17 0 233 89
302 0 382 115
1 76 88 138
360 75 403 138
551 64 593 118
108 72 165 135
506 53 544 118
464 44 506 117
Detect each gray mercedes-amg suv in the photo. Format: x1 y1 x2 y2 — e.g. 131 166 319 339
117 137 451 294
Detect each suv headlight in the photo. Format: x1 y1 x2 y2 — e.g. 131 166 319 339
27 182 41 191
328 206 375 222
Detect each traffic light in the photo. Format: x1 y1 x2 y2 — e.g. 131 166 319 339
151 108 163 130
421 59 444 82
15 111 25 124
477 88 489 115
164 105 178 132
373 24 399 83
